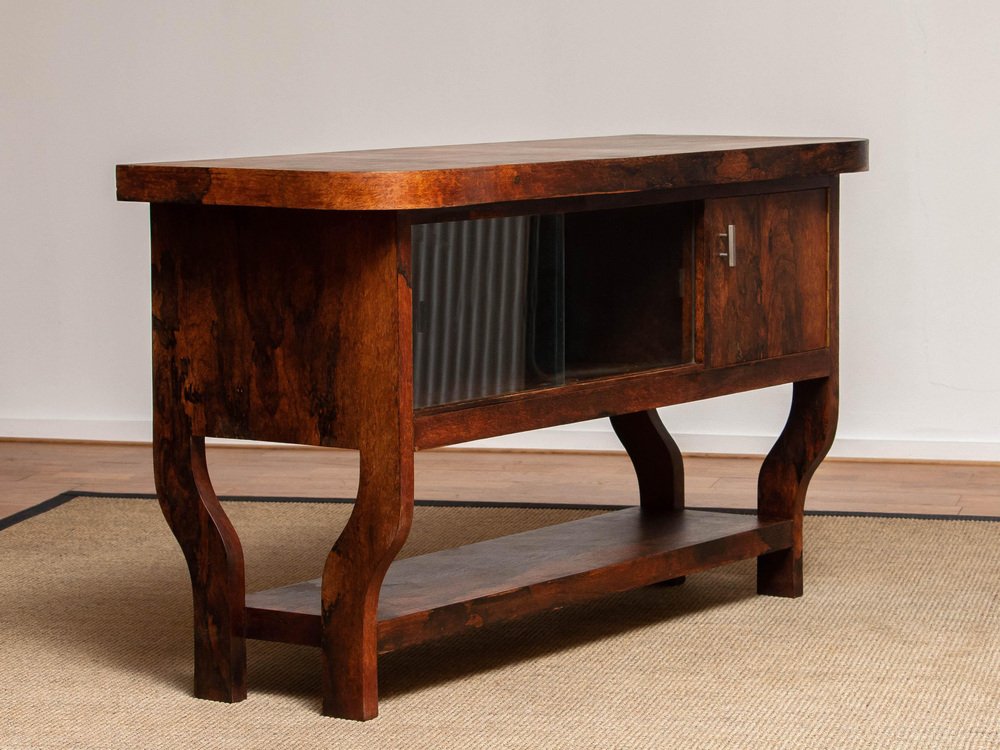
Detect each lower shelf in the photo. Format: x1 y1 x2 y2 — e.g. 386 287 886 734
244 507 792 652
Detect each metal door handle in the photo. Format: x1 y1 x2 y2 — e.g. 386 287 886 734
718 224 736 267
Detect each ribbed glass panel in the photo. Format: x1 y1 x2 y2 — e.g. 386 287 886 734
412 217 533 408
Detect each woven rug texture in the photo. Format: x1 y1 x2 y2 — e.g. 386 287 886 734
0 496 997 749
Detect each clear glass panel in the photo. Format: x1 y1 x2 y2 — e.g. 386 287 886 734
412 203 693 408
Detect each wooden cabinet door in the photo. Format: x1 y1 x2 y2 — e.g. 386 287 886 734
704 189 829 367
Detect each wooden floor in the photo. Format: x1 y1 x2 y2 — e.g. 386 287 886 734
1 440 998 521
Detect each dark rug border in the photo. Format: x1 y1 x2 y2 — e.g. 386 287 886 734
3 490 998 532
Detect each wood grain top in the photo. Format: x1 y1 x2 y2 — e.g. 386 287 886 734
117 134 868 210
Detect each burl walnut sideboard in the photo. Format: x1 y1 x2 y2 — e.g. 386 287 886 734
116 134 868 720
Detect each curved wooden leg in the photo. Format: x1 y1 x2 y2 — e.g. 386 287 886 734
151 204 246 703
610 408 684 512
313 209 413 720
757 375 838 597
154 434 246 702
321 443 414 720
611 409 686 585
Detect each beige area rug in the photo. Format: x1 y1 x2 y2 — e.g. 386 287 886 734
0 495 997 750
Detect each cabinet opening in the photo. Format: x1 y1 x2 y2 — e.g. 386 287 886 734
411 202 694 409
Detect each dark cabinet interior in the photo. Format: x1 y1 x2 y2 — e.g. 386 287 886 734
563 203 692 379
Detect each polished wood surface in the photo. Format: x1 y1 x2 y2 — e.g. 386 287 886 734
117 134 868 210
757 377 838 596
245 509 793 652
2 441 998 521
152 202 415 719
315 211 414 721
152 205 400 449
152 214 248 703
116 135 870 719
414 350 832 450
705 189 830 366
610 410 685 511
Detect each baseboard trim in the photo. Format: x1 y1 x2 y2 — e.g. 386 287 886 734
0 419 152 443
1 418 997 463
456 428 1000 463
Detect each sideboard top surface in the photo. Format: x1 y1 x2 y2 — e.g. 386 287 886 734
117 134 868 211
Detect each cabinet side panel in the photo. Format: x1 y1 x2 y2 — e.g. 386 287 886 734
762 190 829 359
151 204 401 448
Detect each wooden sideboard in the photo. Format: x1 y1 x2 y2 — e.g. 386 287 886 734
117 134 868 720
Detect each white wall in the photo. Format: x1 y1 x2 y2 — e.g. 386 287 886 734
2 0 998 460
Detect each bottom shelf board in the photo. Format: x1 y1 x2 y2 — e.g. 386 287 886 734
245 508 792 651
